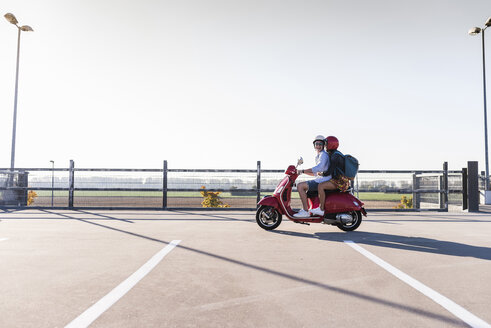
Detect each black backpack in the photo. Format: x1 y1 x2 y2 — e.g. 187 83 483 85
323 150 345 179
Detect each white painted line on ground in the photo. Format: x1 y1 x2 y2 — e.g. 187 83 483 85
0 238 8 242
344 240 490 328
65 240 181 328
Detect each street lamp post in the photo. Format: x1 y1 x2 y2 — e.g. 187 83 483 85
4 13 33 183
469 17 491 191
50 160 54 207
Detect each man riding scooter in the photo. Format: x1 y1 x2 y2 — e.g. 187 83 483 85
293 135 331 218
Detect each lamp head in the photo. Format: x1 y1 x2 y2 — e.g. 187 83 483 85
486 17 491 27
469 27 482 35
20 25 33 32
4 13 18 25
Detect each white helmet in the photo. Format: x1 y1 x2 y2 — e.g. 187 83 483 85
313 135 325 144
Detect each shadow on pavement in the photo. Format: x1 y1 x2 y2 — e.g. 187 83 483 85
272 230 491 261
32 209 464 326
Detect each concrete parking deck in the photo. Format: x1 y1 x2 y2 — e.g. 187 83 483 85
0 208 490 327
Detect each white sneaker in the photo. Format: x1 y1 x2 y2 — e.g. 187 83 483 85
310 207 325 216
293 209 310 218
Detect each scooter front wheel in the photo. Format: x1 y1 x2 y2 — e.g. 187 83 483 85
256 205 282 230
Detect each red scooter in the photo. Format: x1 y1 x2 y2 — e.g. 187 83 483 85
256 158 367 231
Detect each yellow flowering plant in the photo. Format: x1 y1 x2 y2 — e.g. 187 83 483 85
27 190 38 206
394 195 413 209
200 186 230 208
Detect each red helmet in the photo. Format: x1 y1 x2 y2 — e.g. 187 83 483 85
325 136 339 151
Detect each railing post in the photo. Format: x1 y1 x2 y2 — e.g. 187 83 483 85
256 161 261 206
68 160 74 208
462 167 468 210
442 162 448 211
412 172 420 209
163 160 168 209
439 175 444 209
481 171 486 190
467 161 479 212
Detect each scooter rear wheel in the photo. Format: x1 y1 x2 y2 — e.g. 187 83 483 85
256 205 282 230
337 211 362 231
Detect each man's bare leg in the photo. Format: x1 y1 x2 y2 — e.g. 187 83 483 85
297 181 309 210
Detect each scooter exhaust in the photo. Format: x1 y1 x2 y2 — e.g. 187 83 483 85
323 213 353 225
336 213 354 224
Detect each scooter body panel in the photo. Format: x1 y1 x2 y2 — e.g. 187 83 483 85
257 196 281 211
308 197 320 209
324 192 364 214
273 175 296 217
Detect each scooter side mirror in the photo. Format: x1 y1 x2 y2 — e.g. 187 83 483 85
296 157 303 167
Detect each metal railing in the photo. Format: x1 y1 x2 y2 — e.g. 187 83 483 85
0 160 474 211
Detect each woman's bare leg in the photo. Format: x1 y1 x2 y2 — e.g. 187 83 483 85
318 180 337 211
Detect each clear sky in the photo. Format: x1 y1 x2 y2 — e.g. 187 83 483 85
1 0 491 171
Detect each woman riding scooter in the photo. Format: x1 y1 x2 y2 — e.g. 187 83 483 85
310 136 351 217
